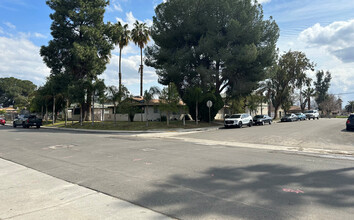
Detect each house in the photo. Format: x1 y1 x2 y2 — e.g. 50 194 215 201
68 96 188 122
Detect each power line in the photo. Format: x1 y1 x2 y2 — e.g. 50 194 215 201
333 92 354 95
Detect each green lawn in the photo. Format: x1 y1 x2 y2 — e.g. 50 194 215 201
43 120 222 131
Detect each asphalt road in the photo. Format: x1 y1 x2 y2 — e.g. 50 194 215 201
0 118 353 219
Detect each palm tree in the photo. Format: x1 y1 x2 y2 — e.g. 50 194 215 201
111 22 130 92
301 78 315 111
107 86 121 125
257 79 274 117
131 20 150 96
143 86 161 126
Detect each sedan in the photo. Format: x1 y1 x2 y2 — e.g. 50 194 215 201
295 113 306 121
253 115 272 125
0 118 5 125
281 113 297 122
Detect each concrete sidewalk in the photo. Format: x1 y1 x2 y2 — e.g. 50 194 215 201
0 158 173 220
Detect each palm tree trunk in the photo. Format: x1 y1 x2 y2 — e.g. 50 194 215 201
140 47 143 97
307 97 311 110
119 47 122 92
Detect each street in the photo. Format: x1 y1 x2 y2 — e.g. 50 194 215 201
0 118 353 219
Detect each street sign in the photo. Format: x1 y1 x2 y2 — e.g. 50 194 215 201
207 100 213 108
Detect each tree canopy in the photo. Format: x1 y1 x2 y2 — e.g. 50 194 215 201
146 0 279 99
0 77 36 108
40 0 114 120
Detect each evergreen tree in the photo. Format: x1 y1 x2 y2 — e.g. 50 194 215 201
40 0 114 121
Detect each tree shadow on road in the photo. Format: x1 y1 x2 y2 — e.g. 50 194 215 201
133 164 354 219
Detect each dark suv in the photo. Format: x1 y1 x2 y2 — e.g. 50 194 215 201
346 114 354 131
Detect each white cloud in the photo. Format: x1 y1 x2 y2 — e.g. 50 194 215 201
4 22 16 29
257 0 271 4
115 11 153 29
106 0 123 12
299 19 354 63
0 36 50 85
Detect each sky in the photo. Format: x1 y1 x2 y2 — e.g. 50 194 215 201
0 0 353 106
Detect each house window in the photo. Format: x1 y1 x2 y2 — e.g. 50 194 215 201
154 106 159 113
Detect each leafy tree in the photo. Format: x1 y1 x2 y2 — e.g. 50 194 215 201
345 101 354 113
40 0 114 121
146 0 279 106
199 92 224 122
159 83 180 126
267 51 314 118
0 77 36 108
91 79 106 125
227 97 246 115
131 20 150 96
319 94 339 117
247 95 261 115
143 86 161 126
314 70 332 109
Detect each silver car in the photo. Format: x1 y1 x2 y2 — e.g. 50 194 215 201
224 113 253 128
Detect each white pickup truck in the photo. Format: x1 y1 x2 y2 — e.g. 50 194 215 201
304 110 319 120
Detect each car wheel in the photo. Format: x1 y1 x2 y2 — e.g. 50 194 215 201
261 121 265 126
36 125 40 129
22 122 26 128
13 122 17 128
269 120 272 125
248 121 252 127
238 122 242 128
317 117 319 120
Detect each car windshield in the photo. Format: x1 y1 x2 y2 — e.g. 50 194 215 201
305 110 313 113
254 115 264 118
296 113 302 115
230 114 241 118
285 114 292 117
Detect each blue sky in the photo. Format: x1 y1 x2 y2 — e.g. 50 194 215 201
0 0 353 106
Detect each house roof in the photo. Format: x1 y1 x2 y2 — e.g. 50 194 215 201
0 107 17 112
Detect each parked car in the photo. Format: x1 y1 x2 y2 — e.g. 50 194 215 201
253 115 272 125
295 113 306 121
13 115 42 128
0 118 5 125
224 113 253 128
346 114 354 131
281 113 297 122
305 110 319 120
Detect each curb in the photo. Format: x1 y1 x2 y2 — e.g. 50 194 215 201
4 122 222 134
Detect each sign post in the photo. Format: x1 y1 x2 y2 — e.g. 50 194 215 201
206 100 213 123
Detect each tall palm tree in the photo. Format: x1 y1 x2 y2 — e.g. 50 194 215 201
131 20 150 96
112 22 130 92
